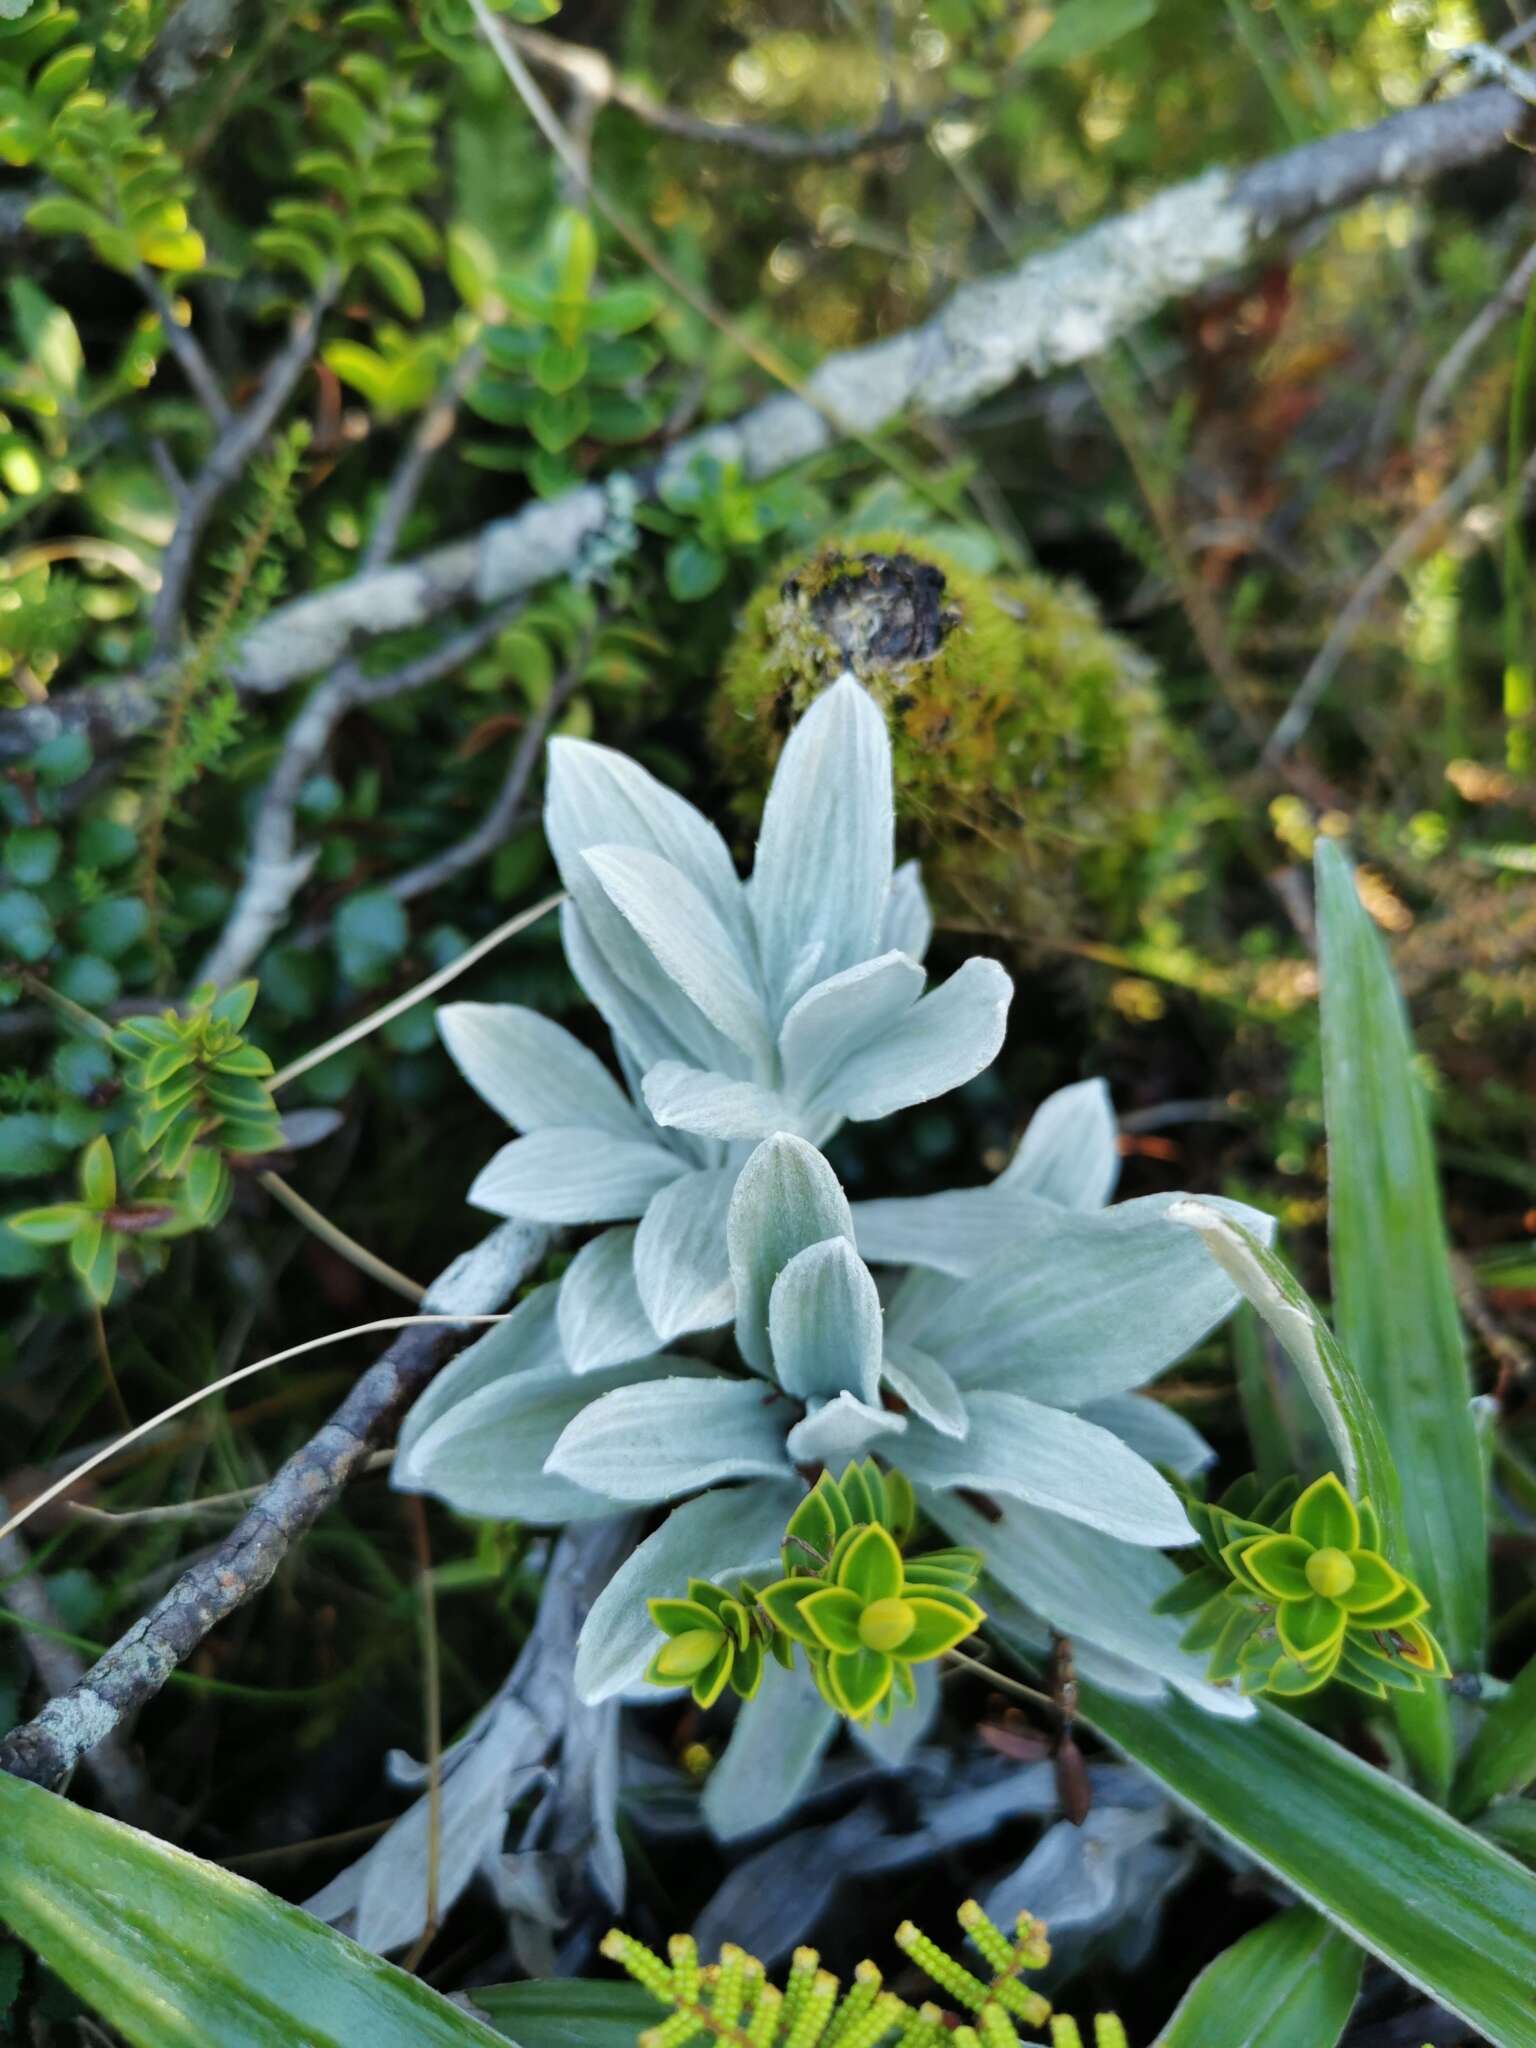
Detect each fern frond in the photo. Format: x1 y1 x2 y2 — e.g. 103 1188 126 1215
135 420 308 957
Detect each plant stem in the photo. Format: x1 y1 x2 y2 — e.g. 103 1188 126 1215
256 1171 423 1303
90 1305 131 1434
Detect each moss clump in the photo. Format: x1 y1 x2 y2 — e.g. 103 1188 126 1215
713 531 1174 943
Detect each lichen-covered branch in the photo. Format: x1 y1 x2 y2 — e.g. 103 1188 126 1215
2 81 1523 768
0 1221 548 1794
225 84 1527 694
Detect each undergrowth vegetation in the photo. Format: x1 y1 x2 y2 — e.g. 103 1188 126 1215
1 1 1535 2045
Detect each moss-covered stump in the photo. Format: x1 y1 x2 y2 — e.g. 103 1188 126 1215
713 532 1174 943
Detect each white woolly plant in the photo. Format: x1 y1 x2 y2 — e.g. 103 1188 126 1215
395 674 1274 1816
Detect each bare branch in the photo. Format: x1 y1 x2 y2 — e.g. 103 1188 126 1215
149 278 338 661
225 83 1529 696
1265 449 1495 759
193 599 524 988
1416 235 1536 442
363 340 487 574
368 621 591 912
135 267 232 430
510 23 932 161
0 1500 155 1822
0 1222 548 1794
138 0 245 103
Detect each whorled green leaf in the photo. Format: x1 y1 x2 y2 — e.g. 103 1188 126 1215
1081 1678 1536 2046
1315 839 1487 1787
1154 1906 1361 2048
0 1775 508 2047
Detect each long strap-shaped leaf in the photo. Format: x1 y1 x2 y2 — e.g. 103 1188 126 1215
1082 1681 1536 2048
476 1980 659 2046
1315 842 1487 1693
1167 1200 1399 1538
0 1775 511 2048
1153 1906 1361 2048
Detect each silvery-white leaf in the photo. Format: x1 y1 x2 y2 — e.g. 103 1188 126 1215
356 1702 543 1952
557 1226 660 1373
778 952 925 1106
926 1192 1276 1403
983 1806 1170 1948
438 1002 645 1140
883 1263 963 1336
545 1375 795 1502
930 1490 1254 1720
749 675 893 1017
830 956 1013 1121
898 1390 1192 1546
785 1391 906 1466
575 1479 800 1702
881 858 932 960
985 1590 1168 1702
307 1696 545 1953
768 1236 883 1404
854 1180 1034 1279
567 860 734 1073
850 1662 939 1770
694 1805 887 1961
561 898 697 1075
701 1669 839 1843
881 1339 968 1438
585 845 772 1066
999 1077 1119 1210
545 734 754 956
643 1062 799 1142
1082 1393 1216 1478
397 1283 562 1470
728 1134 855 1372
276 1107 344 1150
634 1166 738 1340
399 1355 681 1524
468 1128 687 1224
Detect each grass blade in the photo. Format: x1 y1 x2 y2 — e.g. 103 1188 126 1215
1080 1679 1536 2047
1453 1650 1536 1818
0 1776 506 2048
476 1980 659 2045
1154 1906 1361 2047
1314 839 1486 1786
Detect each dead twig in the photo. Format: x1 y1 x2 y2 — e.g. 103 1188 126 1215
359 620 593 914
148 277 338 661
1416 236 1536 443
0 1222 548 1793
0 1499 156 1823
193 600 525 988
363 341 487 574
1265 448 1497 759
509 22 932 161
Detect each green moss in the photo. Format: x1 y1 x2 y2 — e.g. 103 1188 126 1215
713 531 1174 942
